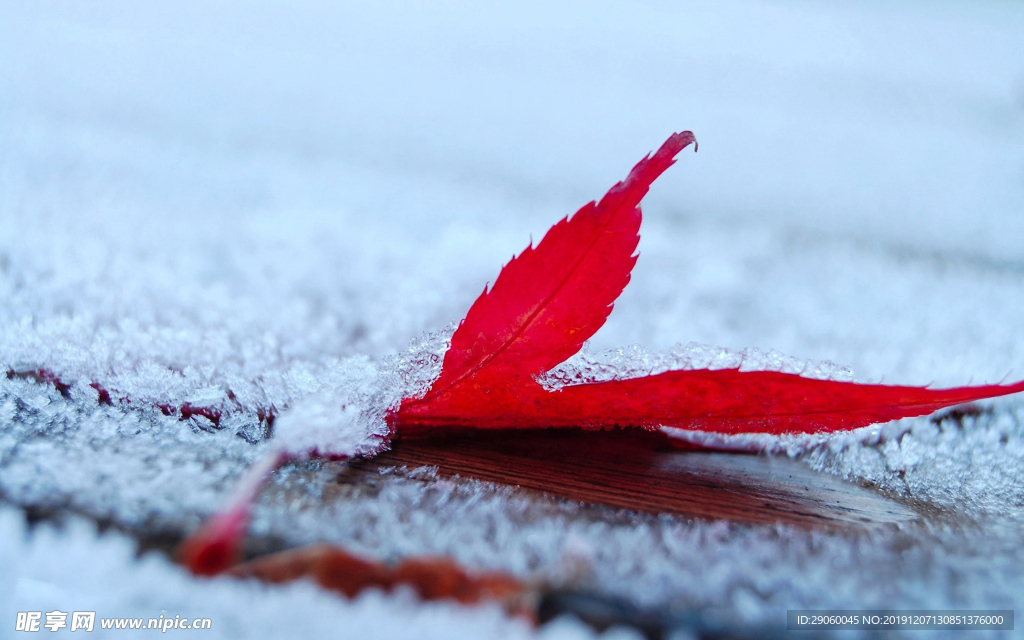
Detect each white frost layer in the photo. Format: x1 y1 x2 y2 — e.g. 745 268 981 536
271 326 452 457
0 507 601 640
666 400 1024 518
540 342 855 389
249 462 1024 629
0 375 267 528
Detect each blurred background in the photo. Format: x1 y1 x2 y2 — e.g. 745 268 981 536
4 0 1023 246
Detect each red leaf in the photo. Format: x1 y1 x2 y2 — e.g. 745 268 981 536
401 369 1024 434
559 371 1024 434
395 132 1024 437
397 132 697 426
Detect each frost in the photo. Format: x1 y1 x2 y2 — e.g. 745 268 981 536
271 326 453 457
250 450 1024 626
797 404 1024 517
270 355 383 458
539 342 855 390
380 324 456 404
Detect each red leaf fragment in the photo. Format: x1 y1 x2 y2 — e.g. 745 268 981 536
176 506 248 576
229 543 529 614
178 451 288 575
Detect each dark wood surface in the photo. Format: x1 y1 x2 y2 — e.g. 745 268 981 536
353 429 924 531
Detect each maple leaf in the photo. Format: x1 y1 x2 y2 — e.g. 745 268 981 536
180 131 1024 576
395 132 696 432
394 132 1024 436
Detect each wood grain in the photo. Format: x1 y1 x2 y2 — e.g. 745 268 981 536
353 429 922 531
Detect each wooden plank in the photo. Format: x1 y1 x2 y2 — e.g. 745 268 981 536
354 429 922 530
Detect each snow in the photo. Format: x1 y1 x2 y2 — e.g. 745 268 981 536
2 0 1024 637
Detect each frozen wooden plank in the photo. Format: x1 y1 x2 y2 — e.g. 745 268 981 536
359 429 922 530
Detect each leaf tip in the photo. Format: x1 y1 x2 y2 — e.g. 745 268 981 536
657 131 698 160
